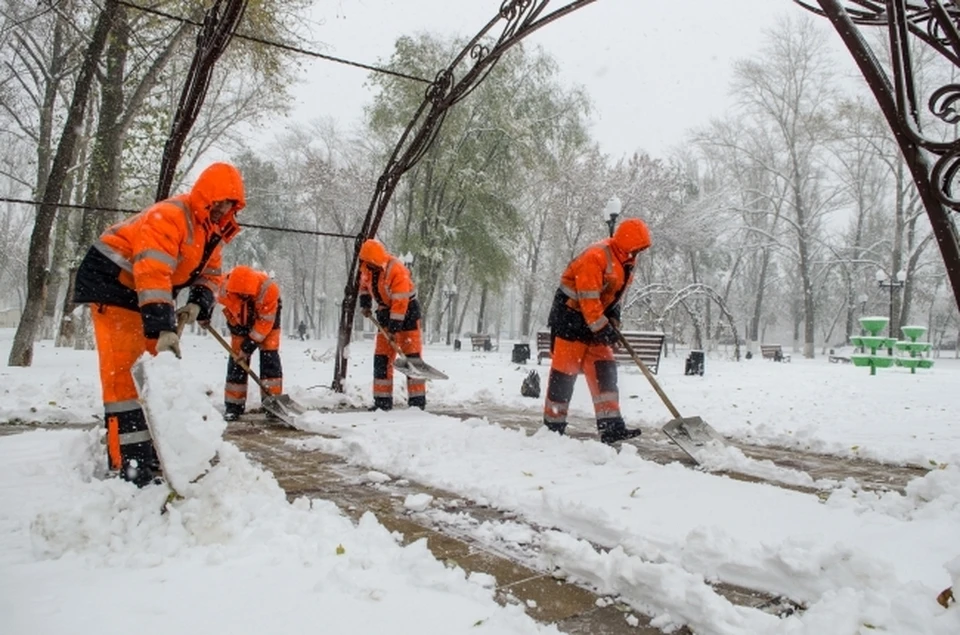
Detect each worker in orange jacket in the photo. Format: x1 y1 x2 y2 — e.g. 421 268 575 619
73 162 245 486
358 239 426 410
217 265 283 420
543 217 651 444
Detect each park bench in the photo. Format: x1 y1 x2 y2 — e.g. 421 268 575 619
536 331 553 364
536 330 666 374
470 334 493 351
759 344 790 362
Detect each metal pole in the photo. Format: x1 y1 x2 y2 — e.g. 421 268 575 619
888 283 895 355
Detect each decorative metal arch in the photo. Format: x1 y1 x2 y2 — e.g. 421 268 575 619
332 0 598 391
795 1 960 312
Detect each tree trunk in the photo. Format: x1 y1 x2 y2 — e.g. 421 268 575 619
8 1 118 367
57 5 130 348
476 284 488 334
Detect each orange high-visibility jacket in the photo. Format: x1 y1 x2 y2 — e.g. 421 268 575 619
74 163 246 337
556 238 634 333
548 219 651 343
218 266 281 343
359 258 417 323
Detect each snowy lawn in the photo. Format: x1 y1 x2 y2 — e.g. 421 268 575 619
1 328 958 633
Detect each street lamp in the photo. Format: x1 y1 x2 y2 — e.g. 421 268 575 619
857 293 869 351
601 195 621 238
876 269 907 354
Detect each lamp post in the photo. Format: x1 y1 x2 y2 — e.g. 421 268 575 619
856 293 869 352
876 269 907 354
601 195 621 238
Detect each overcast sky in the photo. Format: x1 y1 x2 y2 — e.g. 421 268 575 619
276 0 839 158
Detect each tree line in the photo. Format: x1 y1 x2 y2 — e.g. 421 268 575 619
2 4 958 367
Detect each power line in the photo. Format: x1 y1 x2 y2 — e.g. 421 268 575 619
0 196 357 239
116 0 431 85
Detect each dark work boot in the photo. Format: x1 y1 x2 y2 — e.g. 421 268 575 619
224 404 244 422
598 418 641 444
544 421 567 435
370 397 393 411
122 442 162 488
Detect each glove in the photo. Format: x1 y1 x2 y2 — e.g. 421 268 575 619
240 338 258 358
597 324 619 346
388 319 404 333
361 308 372 319
175 303 201 325
156 331 181 359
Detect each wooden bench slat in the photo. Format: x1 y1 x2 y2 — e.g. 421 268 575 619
469 334 492 351
759 344 790 362
536 330 665 374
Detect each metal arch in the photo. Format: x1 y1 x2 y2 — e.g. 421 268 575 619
332 0 599 391
626 283 742 359
795 0 960 314
624 283 676 329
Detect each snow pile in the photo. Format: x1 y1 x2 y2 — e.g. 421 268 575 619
293 408 960 633
1 429 558 635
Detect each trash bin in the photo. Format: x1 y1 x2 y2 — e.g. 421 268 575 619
684 350 705 376
512 343 531 364
453 338 462 351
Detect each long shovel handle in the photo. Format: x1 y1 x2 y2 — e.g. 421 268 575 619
615 327 682 419
202 323 271 394
368 313 410 362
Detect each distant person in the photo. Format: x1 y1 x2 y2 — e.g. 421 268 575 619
297 320 308 340
542 217 651 443
218 265 283 421
73 162 245 486
357 239 426 410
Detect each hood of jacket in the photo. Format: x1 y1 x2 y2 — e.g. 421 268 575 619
188 162 246 241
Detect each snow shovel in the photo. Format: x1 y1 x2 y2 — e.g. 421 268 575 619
130 314 195 503
368 314 448 380
203 323 305 425
614 327 726 464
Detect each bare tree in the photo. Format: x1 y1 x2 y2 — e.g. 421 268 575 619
8 0 117 367
727 15 842 358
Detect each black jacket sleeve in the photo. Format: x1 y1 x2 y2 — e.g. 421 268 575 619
188 286 216 322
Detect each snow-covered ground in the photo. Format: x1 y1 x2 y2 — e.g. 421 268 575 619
1 327 958 634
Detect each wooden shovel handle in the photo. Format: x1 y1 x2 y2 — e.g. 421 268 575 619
614 327 682 419
367 313 409 360
202 323 270 393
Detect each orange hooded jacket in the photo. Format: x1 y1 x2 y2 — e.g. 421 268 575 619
548 219 651 341
358 239 421 328
74 162 246 338
218 265 281 343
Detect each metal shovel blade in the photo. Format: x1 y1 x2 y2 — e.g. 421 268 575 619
130 358 174 487
395 356 449 381
261 395 302 427
661 416 726 464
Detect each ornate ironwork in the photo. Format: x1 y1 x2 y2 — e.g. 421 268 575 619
332 0 598 391
156 0 248 200
795 1 960 312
